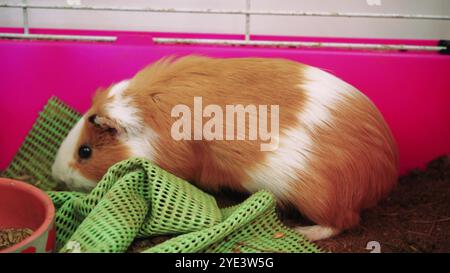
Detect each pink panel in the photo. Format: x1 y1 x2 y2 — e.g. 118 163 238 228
0 28 449 174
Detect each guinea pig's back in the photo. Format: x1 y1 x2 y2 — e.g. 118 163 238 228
127 56 398 230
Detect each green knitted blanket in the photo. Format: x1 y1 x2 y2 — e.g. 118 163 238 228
2 97 321 253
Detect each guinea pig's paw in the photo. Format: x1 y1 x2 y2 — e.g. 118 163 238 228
294 225 340 241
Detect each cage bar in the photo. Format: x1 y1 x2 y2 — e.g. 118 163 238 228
245 0 251 41
0 3 449 20
153 37 446 52
21 0 28 34
0 33 116 42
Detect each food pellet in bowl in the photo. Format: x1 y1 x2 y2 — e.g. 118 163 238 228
0 228 34 250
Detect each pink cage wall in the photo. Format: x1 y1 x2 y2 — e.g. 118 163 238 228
0 28 449 174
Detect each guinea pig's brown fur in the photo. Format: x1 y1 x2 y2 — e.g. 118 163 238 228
52 55 398 241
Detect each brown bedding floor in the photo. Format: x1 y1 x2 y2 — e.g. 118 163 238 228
314 155 450 253
128 155 450 253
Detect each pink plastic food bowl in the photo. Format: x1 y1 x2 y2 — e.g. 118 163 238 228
0 178 55 253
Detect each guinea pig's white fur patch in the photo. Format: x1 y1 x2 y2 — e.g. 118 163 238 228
107 80 130 98
244 126 313 198
52 116 97 191
104 80 143 136
295 225 339 241
243 66 355 200
299 67 352 130
243 66 360 240
124 127 159 161
105 80 159 160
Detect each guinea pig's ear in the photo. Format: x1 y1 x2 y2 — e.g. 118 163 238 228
88 114 124 135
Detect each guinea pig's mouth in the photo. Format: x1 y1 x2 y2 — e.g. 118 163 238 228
55 179 96 193
51 163 97 193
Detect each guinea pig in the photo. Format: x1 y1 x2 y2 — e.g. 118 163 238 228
52 55 398 241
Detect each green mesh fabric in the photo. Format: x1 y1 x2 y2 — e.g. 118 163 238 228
1 97 322 253
146 190 320 253
2 97 81 190
49 158 223 252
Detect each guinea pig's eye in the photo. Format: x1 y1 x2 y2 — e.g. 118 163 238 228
88 114 97 125
78 145 92 159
